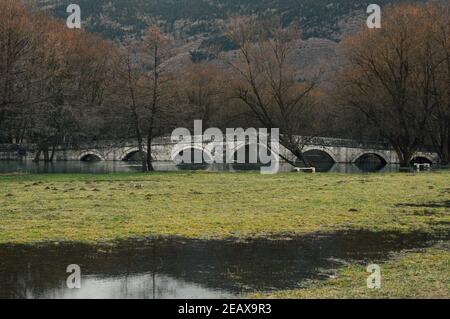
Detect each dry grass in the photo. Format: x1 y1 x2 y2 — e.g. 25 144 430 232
251 246 450 298
0 170 448 244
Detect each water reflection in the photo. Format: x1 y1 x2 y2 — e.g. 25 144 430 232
18 273 233 299
355 154 387 172
0 160 402 174
0 230 446 299
303 150 336 172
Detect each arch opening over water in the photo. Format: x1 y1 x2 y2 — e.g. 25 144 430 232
303 150 335 172
230 144 274 170
80 154 102 162
355 153 387 172
173 147 212 170
410 156 433 165
122 150 147 162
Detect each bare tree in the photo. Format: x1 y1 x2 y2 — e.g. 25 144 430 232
0 0 34 143
111 44 148 171
30 18 113 161
225 17 318 166
425 3 450 165
178 62 224 128
139 26 175 171
337 5 438 166
110 26 175 171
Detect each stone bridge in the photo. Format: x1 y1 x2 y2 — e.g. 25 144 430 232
0 135 440 165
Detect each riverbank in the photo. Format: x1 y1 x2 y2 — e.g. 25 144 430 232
0 170 449 244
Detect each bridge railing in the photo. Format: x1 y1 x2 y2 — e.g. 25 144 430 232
0 144 36 152
303 137 437 152
0 136 439 153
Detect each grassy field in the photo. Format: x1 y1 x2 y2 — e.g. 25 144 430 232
251 245 450 298
1 170 449 299
0 170 449 244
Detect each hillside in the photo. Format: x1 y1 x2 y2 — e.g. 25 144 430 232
33 0 425 73
35 0 425 40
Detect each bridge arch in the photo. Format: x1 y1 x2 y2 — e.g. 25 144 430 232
79 151 105 161
226 142 278 165
354 152 388 164
351 151 389 164
354 153 388 171
301 149 336 172
410 156 433 165
302 147 338 164
171 146 214 165
121 148 149 161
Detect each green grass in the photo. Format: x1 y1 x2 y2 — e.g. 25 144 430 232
0 170 449 244
251 246 450 298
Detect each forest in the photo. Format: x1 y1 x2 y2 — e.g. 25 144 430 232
0 0 449 169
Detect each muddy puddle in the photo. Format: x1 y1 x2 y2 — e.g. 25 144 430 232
0 230 447 299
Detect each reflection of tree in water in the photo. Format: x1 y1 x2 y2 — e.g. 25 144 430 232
174 148 210 170
231 144 273 171
0 230 447 298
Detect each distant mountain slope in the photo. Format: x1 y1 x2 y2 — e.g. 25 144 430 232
32 0 426 77
35 0 424 40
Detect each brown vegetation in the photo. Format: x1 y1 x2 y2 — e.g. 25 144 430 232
0 0 449 167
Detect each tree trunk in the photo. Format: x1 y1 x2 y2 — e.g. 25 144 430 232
279 135 310 167
33 149 41 163
136 131 147 172
139 145 147 172
440 133 450 165
146 129 154 171
43 148 49 162
395 148 413 167
49 142 56 162
125 52 148 172
291 148 310 167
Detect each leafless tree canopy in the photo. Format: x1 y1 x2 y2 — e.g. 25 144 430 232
0 0 449 167
225 17 319 165
337 3 450 165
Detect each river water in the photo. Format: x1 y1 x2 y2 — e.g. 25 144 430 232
0 160 402 174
